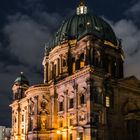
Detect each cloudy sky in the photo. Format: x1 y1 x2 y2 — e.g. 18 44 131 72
0 0 140 126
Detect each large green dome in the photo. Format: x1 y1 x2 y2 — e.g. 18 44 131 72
56 14 117 44
46 2 118 50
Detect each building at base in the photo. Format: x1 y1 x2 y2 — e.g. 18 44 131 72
10 1 140 140
0 126 11 140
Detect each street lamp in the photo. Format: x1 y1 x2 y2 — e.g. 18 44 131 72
57 130 61 135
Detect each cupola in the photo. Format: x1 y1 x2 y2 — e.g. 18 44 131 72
12 72 29 100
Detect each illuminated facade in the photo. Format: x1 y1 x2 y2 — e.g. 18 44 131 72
10 1 140 140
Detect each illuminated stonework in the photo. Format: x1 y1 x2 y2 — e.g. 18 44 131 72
10 1 140 140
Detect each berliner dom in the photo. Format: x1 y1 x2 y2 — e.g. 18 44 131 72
10 1 140 140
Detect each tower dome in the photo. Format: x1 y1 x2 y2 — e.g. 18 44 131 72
14 72 29 85
12 72 29 100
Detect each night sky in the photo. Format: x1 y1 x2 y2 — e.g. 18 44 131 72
0 0 140 127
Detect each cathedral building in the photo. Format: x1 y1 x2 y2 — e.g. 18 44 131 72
10 1 140 140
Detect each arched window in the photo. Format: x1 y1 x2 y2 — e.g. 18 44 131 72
105 96 110 107
76 58 80 70
111 60 116 77
69 98 74 108
80 53 85 68
72 58 76 73
57 58 60 76
80 94 85 104
94 50 101 67
119 59 124 78
63 59 67 67
50 63 54 80
54 64 56 78
92 87 103 105
59 102 64 111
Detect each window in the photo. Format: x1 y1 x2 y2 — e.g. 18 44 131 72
59 102 64 111
22 115 24 122
69 98 74 108
94 90 98 104
72 62 76 73
79 132 83 140
59 121 63 127
57 132 62 140
80 53 85 68
57 59 60 75
21 128 24 134
69 119 73 126
63 59 66 67
70 133 72 140
93 113 99 127
15 118 17 123
76 59 80 70
80 94 85 104
105 96 110 107
54 64 56 77
111 61 116 77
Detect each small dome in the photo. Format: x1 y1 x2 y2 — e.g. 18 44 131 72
48 13 117 48
14 72 29 85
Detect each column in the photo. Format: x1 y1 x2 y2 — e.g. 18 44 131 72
48 62 51 81
44 62 48 83
60 55 63 74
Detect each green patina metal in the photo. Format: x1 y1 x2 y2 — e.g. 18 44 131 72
14 73 29 85
47 13 117 50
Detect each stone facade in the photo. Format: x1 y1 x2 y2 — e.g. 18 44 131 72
10 1 140 140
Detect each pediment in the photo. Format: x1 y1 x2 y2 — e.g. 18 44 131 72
119 76 140 88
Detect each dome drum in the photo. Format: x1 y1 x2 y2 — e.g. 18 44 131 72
43 33 124 84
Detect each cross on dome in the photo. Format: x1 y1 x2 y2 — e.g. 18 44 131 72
80 0 86 6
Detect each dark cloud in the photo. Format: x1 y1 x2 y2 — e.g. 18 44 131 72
4 14 48 68
0 0 140 127
103 17 140 79
125 0 140 24
126 0 140 15
0 1 62 125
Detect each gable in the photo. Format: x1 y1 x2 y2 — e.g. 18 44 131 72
119 76 140 88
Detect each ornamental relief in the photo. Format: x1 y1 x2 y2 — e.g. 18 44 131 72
29 99 35 115
69 112 77 125
39 95 50 130
78 86 87 96
123 98 139 115
57 84 75 100
40 114 48 130
78 109 87 125
68 90 75 99
58 114 64 120
57 94 64 102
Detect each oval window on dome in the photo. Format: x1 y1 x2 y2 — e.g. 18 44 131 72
79 23 84 28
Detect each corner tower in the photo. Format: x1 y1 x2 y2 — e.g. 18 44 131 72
10 72 29 140
12 72 29 100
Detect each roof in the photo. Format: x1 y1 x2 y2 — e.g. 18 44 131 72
118 76 140 89
46 13 117 50
14 72 29 85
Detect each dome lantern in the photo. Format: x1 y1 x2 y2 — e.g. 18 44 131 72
77 0 87 15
